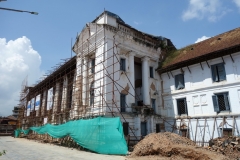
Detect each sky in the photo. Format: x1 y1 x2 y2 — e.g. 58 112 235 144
0 0 240 116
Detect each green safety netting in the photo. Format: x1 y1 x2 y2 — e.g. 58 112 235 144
15 117 127 155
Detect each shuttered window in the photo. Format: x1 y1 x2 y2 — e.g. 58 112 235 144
120 94 126 112
211 63 226 82
177 98 188 115
175 74 185 90
120 58 126 71
212 92 230 112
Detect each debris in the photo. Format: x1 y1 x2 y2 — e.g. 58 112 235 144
208 136 240 159
129 132 229 160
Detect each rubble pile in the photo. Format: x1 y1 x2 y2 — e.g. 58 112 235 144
129 132 229 160
208 136 240 159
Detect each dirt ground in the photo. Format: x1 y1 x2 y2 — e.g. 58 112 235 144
128 132 231 160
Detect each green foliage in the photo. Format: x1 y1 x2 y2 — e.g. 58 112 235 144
160 44 194 68
0 150 6 156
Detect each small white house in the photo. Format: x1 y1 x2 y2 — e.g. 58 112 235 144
157 27 240 144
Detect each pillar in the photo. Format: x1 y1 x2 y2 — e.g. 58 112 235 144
142 56 150 105
128 52 135 112
82 57 88 106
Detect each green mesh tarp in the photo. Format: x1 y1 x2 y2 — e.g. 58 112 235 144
15 117 127 155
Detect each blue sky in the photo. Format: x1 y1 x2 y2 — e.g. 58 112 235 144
0 0 240 116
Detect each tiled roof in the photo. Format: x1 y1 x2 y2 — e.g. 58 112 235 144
158 27 240 73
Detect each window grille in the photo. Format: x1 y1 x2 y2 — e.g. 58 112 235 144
212 92 230 112
177 98 188 115
120 58 126 71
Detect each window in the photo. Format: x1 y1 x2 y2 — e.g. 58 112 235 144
150 67 154 78
212 92 230 112
175 74 185 90
151 99 156 112
123 122 129 136
156 123 160 133
141 122 147 136
120 58 126 71
211 63 226 82
91 59 95 73
120 94 126 112
177 98 188 115
90 82 94 106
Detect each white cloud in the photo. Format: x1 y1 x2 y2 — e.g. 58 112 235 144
195 36 211 43
182 0 230 22
0 37 43 116
134 21 141 25
233 0 240 11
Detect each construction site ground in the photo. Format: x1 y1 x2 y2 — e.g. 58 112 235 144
0 136 125 160
128 132 240 160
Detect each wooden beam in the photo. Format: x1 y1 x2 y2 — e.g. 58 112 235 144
172 119 176 133
200 62 204 70
211 117 216 140
232 116 235 136
187 66 191 74
230 54 234 63
221 117 224 137
194 119 198 142
202 119 207 147
206 61 210 68
221 57 225 64
186 118 191 138
178 119 182 135
167 72 170 79
170 71 174 78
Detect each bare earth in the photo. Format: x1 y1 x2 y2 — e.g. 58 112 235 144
128 132 230 160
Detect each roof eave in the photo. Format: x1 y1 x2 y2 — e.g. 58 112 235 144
157 44 240 74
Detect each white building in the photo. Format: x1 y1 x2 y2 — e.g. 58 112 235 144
158 27 240 144
72 11 175 139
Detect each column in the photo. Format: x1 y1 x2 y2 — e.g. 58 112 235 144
142 56 150 105
61 76 68 111
128 52 135 112
41 90 47 116
82 57 88 106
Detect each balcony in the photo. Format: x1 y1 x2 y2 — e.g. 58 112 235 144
131 102 154 115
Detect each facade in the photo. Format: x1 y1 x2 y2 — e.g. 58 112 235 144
19 11 240 144
20 56 76 129
72 11 174 139
157 27 240 144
